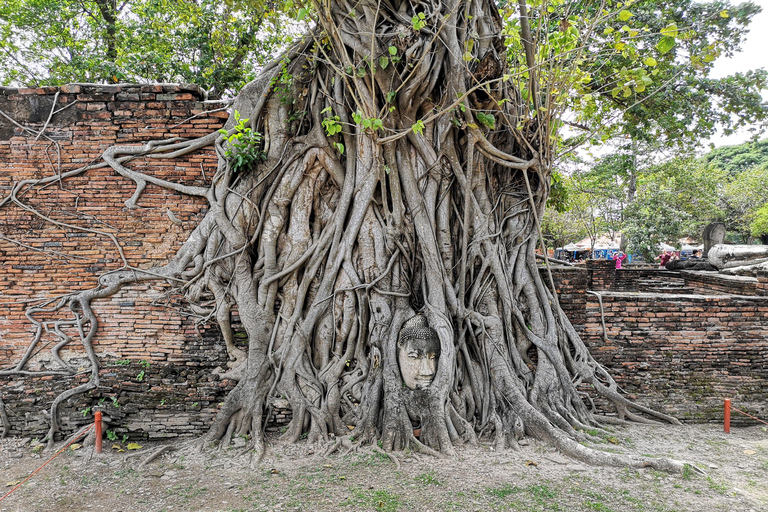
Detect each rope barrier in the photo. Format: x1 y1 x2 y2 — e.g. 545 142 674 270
724 398 768 433
732 406 768 427
0 423 94 504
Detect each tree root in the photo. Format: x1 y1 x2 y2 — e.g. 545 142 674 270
0 0 695 474
0 396 9 439
139 445 178 467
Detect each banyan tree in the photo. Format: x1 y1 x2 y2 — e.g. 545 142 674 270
1 0 689 470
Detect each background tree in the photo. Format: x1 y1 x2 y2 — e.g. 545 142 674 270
0 0 296 97
750 203 768 244
562 0 767 151
718 164 768 243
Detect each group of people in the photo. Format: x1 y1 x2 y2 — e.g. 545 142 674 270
610 249 702 269
654 249 702 269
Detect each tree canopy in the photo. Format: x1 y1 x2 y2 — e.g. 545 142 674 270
0 0 297 97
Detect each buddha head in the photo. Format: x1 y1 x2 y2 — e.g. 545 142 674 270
397 315 440 390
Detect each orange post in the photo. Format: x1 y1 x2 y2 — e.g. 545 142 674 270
95 411 103 453
724 399 731 434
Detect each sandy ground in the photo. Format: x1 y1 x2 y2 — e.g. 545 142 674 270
1 423 767 512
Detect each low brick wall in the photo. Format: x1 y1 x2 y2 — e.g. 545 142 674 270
582 292 768 425
539 266 588 329
682 270 758 296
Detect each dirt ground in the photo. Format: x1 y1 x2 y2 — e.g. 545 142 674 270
1 423 767 512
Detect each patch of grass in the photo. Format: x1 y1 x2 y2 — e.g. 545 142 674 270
343 487 403 511
527 483 558 500
487 483 522 498
586 502 617 512
415 470 441 486
706 476 729 495
167 482 208 502
681 464 696 481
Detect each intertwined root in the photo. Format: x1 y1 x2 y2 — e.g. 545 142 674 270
0 0 689 472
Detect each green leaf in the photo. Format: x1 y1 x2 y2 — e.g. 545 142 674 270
352 111 362 124
476 112 496 129
388 46 398 56
386 91 396 103
362 119 372 129
333 142 344 154
412 120 425 136
463 51 473 62
297 7 309 21
656 36 675 54
603 27 614 35
379 56 389 69
618 10 633 21
660 24 678 38
643 57 657 67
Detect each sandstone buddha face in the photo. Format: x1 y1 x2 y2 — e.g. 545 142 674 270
397 315 440 390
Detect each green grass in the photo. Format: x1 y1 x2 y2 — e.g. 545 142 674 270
343 487 403 511
415 470 441 486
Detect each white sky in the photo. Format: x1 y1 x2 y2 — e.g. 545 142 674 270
706 0 768 147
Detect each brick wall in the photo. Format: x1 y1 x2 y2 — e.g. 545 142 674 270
539 266 588 329
0 84 244 439
582 292 768 425
1 85 767 439
682 270 758 296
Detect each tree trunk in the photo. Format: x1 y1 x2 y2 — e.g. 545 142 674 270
2 0 687 471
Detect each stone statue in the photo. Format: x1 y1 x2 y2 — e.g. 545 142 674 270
702 222 726 256
397 315 440 390
708 244 768 276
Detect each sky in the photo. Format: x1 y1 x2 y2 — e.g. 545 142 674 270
707 0 768 147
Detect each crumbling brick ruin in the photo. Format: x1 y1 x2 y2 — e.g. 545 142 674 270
1 86 765 440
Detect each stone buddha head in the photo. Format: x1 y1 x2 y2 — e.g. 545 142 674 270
397 315 440 390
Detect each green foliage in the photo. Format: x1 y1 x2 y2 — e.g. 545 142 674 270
475 112 496 129
624 182 690 260
0 0 299 97
106 429 118 441
321 107 343 136
703 139 768 176
218 111 265 174
501 0 768 153
411 12 426 31
750 203 768 239
719 164 768 241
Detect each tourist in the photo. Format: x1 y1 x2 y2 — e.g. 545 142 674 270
690 249 702 259
654 250 676 269
612 251 628 269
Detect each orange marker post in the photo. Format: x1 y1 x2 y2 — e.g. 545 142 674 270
724 399 731 434
95 411 103 453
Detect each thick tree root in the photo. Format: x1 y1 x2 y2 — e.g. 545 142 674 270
0 0 693 473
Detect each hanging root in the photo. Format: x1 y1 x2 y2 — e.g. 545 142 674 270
0 396 11 438
1 0 692 473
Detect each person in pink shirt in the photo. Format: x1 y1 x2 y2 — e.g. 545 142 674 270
612 251 628 269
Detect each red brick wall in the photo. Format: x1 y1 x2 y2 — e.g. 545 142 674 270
2 85 767 438
0 84 239 439
0 84 227 369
